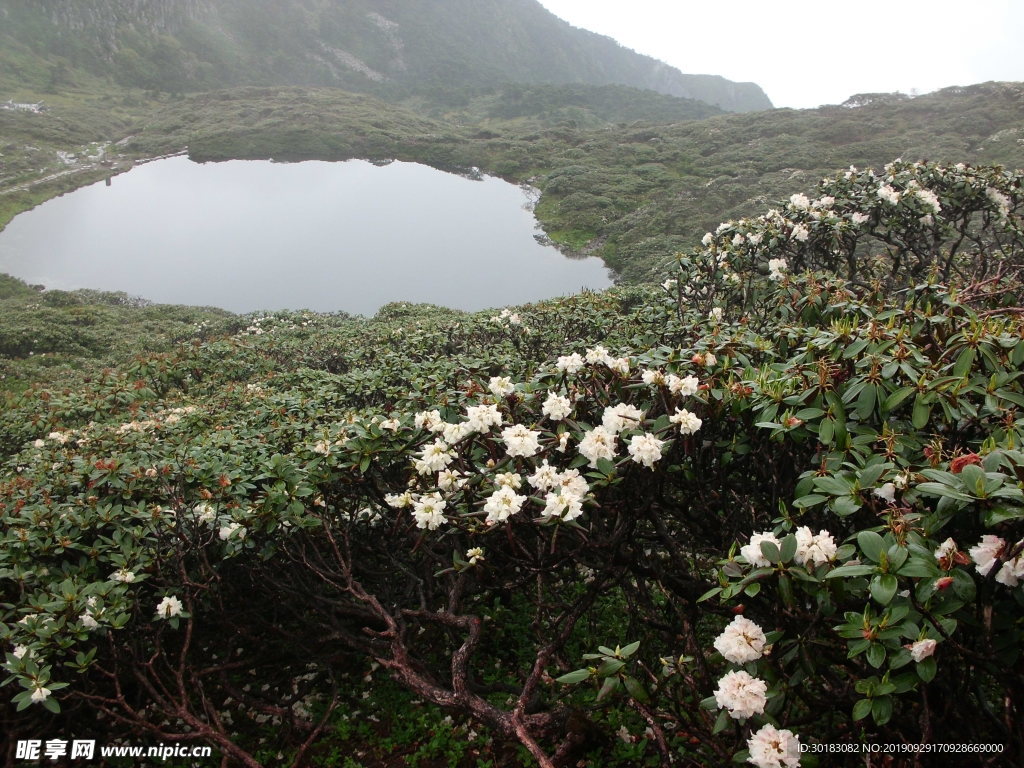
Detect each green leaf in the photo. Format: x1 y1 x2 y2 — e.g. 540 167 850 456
857 530 886 563
825 564 876 579
623 675 649 702
915 482 972 501
912 394 932 430
852 697 873 721
760 540 781 565
870 573 898 605
866 642 886 668
595 675 620 702
619 641 641 658
779 534 797 564
871 695 893 726
712 708 732 734
555 668 591 684
916 657 937 683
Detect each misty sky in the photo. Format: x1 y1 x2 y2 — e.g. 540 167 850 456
536 0 1024 109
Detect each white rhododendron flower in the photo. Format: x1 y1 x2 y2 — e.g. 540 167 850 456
585 345 613 366
873 483 896 504
741 532 781 567
555 352 585 373
578 426 618 467
541 392 573 421
914 187 942 214
79 612 99 629
414 410 444 431
714 669 767 719
667 374 700 397
219 522 245 540
13 644 28 659
851 211 870 224
790 223 809 242
768 258 787 281
701 232 714 246
709 307 724 323
466 547 485 565
483 486 526 523
602 403 645 434
156 595 183 619
30 685 51 704
554 468 589 498
669 408 702 435
933 537 957 562
437 469 465 491
909 638 937 662
385 491 414 509
789 193 810 209
500 424 542 457
641 369 666 387
442 421 472 444
746 724 801 768
412 493 447 530
416 440 455 474
488 376 515 398
494 471 522 489
627 433 665 468
465 403 503 433
541 489 584 521
970 536 1024 586
528 460 560 491
794 527 837 566
112 568 136 583
713 615 767 664
607 356 631 375
878 184 901 205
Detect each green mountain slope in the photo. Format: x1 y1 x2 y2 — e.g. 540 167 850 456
0 0 771 112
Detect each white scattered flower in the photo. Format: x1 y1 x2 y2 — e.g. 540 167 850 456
713 615 767 664
555 352 586 373
790 223 810 242
541 489 584 521
909 638 937 662
219 522 245 540
385 491 414 509
483 486 526 523
627 433 665 468
669 408 702 435
789 193 810 209
528 460 561 491
602 403 645 434
555 468 589 497
437 468 465 491
414 410 444 431
312 440 331 456
380 418 401 431
741 532 781 567
813 195 835 209
30 685 51 704
79 611 99 629
412 493 447 530
442 421 472 444
662 278 677 291
194 503 217 525
585 345 613 366
933 537 957 562
873 483 896 504
541 392 573 421
746 724 801 768
878 184 901 205
500 424 542 457
794 527 837 566
642 369 666 387
714 669 767 719
465 403 503 433
702 232 714 246
732 233 746 247
488 376 516 397
578 426 618 467
914 188 941 214
970 535 1006 577
850 211 870 225
494 471 522 489
416 440 455 474
466 547 485 565
986 187 1011 219
709 307 724 323
668 374 700 397
112 568 136 583
556 432 571 452
768 257 788 281
607 356 631 375
156 595 183 619
33 439 45 449
13 645 28 659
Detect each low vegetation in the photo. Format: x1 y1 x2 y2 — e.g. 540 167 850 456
2 161 1022 767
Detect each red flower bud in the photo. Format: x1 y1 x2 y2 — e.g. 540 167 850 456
950 453 982 473
934 576 955 591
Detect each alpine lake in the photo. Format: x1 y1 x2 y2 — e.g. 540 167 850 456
0 156 611 315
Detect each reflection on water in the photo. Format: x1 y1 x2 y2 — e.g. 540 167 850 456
0 157 611 314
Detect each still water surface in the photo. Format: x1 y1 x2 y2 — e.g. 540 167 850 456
0 157 611 314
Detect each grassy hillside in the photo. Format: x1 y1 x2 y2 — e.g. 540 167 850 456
0 0 770 112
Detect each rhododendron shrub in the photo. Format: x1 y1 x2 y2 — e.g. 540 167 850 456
2 162 1022 766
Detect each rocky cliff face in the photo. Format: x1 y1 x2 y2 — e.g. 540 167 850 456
0 0 772 112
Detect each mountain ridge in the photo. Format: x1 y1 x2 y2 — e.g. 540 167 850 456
0 0 772 112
